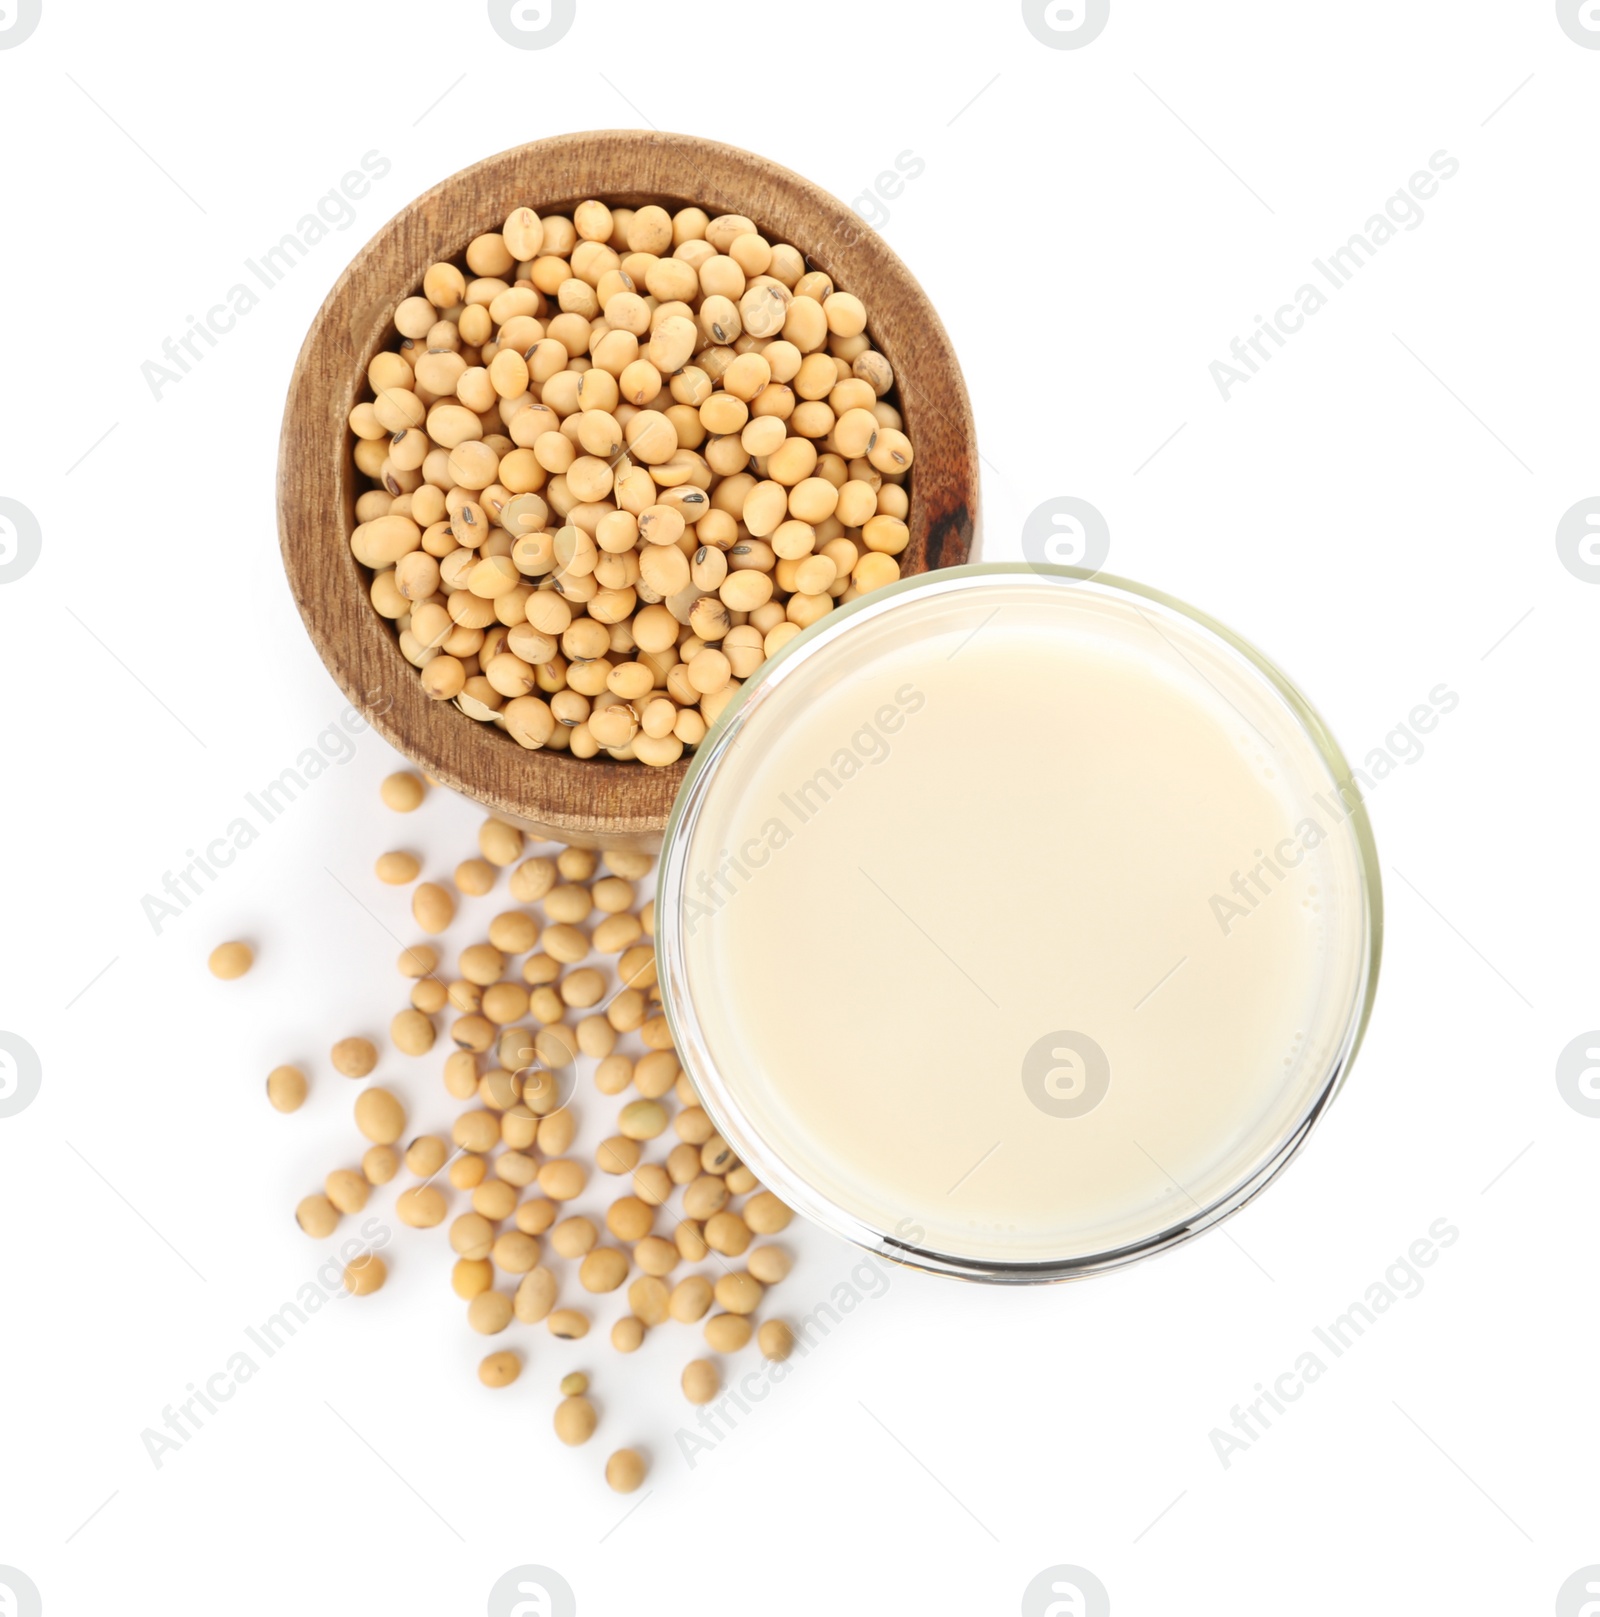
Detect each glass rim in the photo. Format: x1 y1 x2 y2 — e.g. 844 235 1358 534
656 563 1385 1284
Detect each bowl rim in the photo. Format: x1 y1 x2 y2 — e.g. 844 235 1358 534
277 128 979 847
655 562 1385 1283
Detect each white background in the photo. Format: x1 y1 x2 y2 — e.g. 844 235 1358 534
0 1 1595 1613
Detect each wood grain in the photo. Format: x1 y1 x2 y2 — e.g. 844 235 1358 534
279 130 978 848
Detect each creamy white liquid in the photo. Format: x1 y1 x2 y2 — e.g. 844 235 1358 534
669 577 1373 1269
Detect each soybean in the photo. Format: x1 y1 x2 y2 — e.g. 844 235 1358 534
326 1169 370 1215
209 941 253 980
267 1065 308 1113
704 1313 754 1353
605 1448 647 1493
758 1320 795 1361
332 1037 378 1078
354 1087 406 1145
296 1194 339 1238
745 1192 793 1233
397 1185 447 1228
468 1291 515 1334
479 1351 522 1388
344 1253 388 1296
380 772 427 811
363 1145 400 1185
611 1316 647 1353
682 1358 719 1404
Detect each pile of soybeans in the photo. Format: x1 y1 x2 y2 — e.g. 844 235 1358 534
347 199 916 767
225 769 800 1493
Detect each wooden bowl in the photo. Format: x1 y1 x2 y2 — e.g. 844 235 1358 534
279 130 978 848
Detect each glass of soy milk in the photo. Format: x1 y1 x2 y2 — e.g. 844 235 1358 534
656 566 1382 1282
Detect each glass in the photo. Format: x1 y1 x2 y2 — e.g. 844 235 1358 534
657 565 1383 1283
